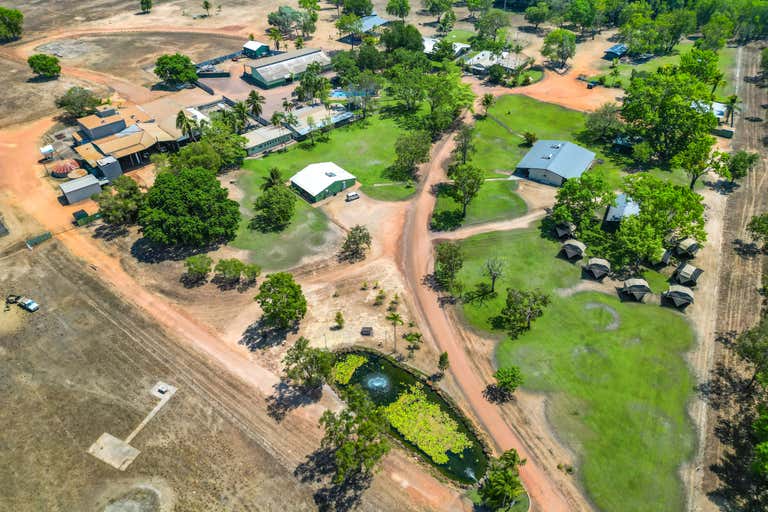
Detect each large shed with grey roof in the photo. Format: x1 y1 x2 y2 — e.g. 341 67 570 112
516 140 595 187
243 48 331 88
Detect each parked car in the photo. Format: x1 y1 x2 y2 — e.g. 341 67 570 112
18 297 39 312
345 192 360 202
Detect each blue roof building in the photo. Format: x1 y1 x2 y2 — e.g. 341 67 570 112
605 44 628 58
515 140 595 187
360 13 391 33
604 193 640 223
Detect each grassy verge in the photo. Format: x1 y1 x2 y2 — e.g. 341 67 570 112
231 167 332 270
431 180 527 231
445 29 475 44
243 115 413 201
499 292 695 512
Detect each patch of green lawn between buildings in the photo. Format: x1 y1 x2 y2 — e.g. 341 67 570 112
431 179 527 231
243 115 414 202
472 94 691 188
499 292 695 512
231 168 332 271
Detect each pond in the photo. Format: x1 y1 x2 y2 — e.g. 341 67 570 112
340 351 488 484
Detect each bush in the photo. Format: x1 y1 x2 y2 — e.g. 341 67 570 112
184 254 213 282
55 87 101 118
28 54 60 77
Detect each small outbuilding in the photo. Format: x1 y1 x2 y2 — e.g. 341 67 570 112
585 257 611 280
290 162 356 203
674 263 704 287
676 238 700 258
561 239 586 260
554 221 576 240
604 44 628 59
621 278 651 302
663 285 695 308
59 174 102 204
516 140 596 187
243 40 270 59
603 193 640 226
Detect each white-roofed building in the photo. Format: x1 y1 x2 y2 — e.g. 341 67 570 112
290 162 356 203
243 40 270 59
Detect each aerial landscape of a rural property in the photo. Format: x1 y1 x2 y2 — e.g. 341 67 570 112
1 0 767 511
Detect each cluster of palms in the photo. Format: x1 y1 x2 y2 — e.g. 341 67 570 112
270 99 300 139
174 90 267 141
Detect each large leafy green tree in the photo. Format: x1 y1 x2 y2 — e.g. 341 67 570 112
380 22 424 52
184 254 213 282
172 140 222 174
268 6 303 35
154 53 197 85
394 130 432 179
199 120 247 170
386 63 427 112
320 385 390 484
0 7 23 41
671 133 720 190
450 164 484 217
139 167 240 246
525 2 550 30
253 185 297 231
541 28 576 68
386 0 410 21
214 258 246 283
719 149 759 183
28 54 60 78
584 102 625 142
434 241 463 290
255 272 307 329
421 63 474 135
343 0 373 16
551 171 613 228
340 225 372 262
622 68 716 162
479 448 527 510
94 175 145 225
474 8 509 40
679 48 722 91
55 87 101 118
494 366 524 394
282 337 334 390
496 288 551 339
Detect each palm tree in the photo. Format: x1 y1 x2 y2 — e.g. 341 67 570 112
175 110 196 141
481 93 495 117
282 99 294 113
202 0 211 16
267 28 283 51
385 312 404 353
232 101 249 133
724 94 742 127
246 90 265 119
271 111 286 142
261 167 284 191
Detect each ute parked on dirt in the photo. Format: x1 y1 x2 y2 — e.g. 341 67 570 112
6 295 39 312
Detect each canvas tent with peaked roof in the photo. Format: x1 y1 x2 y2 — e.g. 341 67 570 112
621 278 651 302
674 263 704 287
561 239 586 260
554 222 576 240
663 285 694 308
676 238 700 258
585 258 611 280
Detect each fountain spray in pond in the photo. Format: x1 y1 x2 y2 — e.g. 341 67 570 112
363 372 391 394
464 467 477 481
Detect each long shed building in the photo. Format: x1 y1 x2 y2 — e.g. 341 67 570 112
290 162 356 203
516 140 595 187
243 48 331 88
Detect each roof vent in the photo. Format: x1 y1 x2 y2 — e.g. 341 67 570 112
551 143 562 149
542 154 553 160
325 171 336 177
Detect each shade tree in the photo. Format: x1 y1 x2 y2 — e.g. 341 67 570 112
282 337 334 390
255 272 307 329
541 28 576 69
154 53 197 85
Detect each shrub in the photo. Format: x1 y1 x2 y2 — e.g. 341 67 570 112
333 354 367 384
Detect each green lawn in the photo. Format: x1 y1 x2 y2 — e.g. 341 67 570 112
231 168 332 270
444 29 475 44
244 115 414 201
471 94 691 188
498 292 695 512
431 180 527 230
594 41 739 99
456 228 581 331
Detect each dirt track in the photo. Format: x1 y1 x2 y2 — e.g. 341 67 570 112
694 44 768 512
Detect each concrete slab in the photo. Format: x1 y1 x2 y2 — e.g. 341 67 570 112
88 432 140 471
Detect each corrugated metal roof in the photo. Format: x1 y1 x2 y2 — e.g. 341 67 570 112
516 140 595 180
243 40 268 51
360 13 390 32
248 49 331 84
290 162 356 197
59 174 99 194
605 193 640 222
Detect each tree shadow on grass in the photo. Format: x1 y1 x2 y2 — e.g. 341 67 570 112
92 224 129 241
238 318 294 350
130 237 216 264
267 380 321 422
294 448 373 512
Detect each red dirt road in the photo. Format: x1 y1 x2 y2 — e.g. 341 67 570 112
399 131 588 512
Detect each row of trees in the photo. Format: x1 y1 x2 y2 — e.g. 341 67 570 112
184 254 261 285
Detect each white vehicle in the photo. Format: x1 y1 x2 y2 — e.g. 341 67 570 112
345 191 360 202
18 297 39 312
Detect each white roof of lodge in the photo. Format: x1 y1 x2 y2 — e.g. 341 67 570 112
290 162 356 197
243 40 268 51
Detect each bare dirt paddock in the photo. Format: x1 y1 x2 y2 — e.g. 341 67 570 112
0 56 108 129
36 32 245 87
0 242 320 511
